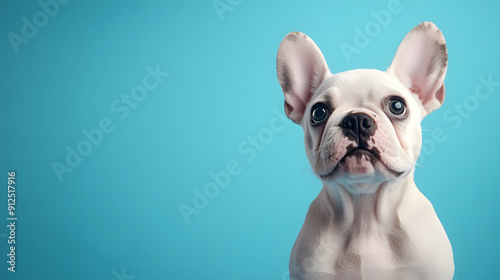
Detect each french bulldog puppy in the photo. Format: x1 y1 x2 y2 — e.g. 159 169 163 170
276 22 454 280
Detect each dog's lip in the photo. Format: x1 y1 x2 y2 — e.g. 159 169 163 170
318 148 404 179
318 148 374 178
345 147 377 159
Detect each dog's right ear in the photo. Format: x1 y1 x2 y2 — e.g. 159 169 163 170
277 32 330 124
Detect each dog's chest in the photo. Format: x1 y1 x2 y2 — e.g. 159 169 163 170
306 228 400 278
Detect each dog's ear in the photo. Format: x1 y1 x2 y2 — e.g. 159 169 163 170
388 22 448 115
277 32 330 124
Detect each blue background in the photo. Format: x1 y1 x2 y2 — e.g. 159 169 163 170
1 0 499 279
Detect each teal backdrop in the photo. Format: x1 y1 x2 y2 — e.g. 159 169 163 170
1 0 499 279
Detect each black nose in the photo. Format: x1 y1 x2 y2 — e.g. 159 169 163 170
341 113 376 141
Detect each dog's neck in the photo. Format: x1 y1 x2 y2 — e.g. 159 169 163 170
321 172 415 232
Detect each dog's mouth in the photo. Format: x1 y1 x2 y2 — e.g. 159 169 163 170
318 147 403 179
343 147 379 161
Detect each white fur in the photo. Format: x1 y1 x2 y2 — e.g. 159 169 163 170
277 22 454 279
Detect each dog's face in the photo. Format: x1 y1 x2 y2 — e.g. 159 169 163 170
301 70 424 191
277 22 448 193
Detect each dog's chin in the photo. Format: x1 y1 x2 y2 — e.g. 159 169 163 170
318 149 404 183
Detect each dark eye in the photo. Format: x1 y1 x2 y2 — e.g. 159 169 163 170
387 98 406 116
311 103 329 124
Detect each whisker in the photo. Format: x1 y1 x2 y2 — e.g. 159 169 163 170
300 165 313 176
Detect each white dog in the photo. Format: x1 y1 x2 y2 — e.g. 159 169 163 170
276 22 454 279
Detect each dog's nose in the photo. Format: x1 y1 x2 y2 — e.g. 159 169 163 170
341 113 376 140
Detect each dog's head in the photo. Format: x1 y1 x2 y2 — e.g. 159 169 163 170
277 22 447 193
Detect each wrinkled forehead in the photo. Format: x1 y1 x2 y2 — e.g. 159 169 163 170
312 69 413 107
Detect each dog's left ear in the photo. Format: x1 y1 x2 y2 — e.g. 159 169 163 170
389 22 448 115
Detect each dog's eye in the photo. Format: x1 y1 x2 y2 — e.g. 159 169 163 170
311 103 329 124
387 98 406 116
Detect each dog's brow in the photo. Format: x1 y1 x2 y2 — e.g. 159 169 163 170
373 87 403 100
324 94 332 104
323 93 334 108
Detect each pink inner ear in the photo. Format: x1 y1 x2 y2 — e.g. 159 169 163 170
285 101 293 116
434 83 445 105
389 22 447 113
277 32 331 123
